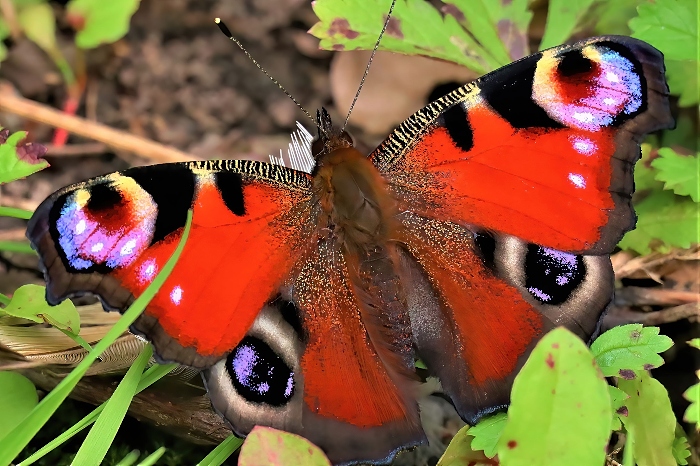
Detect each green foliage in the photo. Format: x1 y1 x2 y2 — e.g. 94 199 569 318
436 425 491 466
66 0 141 49
608 386 629 431
539 0 596 50
683 340 700 429
618 372 677 466
672 429 691 465
665 59 700 107
196 435 243 466
651 148 700 202
590 324 673 377
0 372 38 440
466 412 506 458
0 284 80 334
238 426 331 466
618 190 700 254
630 0 698 62
0 130 49 184
497 328 611 466
16 3 56 56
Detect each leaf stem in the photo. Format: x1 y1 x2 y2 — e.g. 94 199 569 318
0 206 34 219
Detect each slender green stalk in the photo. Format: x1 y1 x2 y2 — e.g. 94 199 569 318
0 293 10 306
136 447 166 466
623 428 634 466
0 210 192 465
57 327 93 353
114 450 140 466
0 206 33 220
196 435 243 466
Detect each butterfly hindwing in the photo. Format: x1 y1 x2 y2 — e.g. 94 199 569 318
27 160 315 367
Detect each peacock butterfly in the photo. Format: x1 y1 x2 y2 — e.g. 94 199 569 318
26 31 673 464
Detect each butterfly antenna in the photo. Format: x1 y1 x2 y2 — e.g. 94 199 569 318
340 0 397 132
215 18 327 137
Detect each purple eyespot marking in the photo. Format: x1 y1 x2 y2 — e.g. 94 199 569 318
528 287 552 302
232 344 257 387
258 382 270 394
284 374 294 398
568 173 586 188
170 286 183 305
570 136 596 156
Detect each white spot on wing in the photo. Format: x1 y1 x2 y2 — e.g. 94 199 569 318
75 219 86 235
606 71 620 83
91 242 103 252
170 286 183 305
573 112 594 123
120 239 137 256
568 173 586 188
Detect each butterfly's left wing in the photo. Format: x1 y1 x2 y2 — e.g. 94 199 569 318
370 36 674 423
27 160 315 367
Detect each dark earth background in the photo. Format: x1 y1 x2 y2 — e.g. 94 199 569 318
0 0 697 465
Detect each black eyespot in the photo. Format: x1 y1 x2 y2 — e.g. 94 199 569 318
439 104 473 152
227 336 294 406
524 245 585 305
473 231 496 272
557 50 593 77
86 183 123 211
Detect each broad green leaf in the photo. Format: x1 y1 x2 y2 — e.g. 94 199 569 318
0 130 49 184
629 0 698 61
618 372 676 466
437 425 492 466
72 345 152 465
1 284 80 334
618 190 700 254
609 386 629 432
688 338 700 350
467 412 507 458
238 426 331 466
441 1 509 65
652 149 700 201
497 328 611 466
0 372 38 440
0 210 192 465
67 0 141 49
634 144 664 192
590 324 673 377
683 376 699 428
665 59 700 107
310 0 491 74
589 0 646 36
197 435 243 466
539 0 596 50
661 113 697 152
478 0 531 59
16 3 57 54
673 431 691 465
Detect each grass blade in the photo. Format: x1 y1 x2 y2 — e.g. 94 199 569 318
136 447 166 466
197 435 243 466
0 210 192 465
114 449 140 466
0 207 34 220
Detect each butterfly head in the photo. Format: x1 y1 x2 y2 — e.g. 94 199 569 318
311 107 355 161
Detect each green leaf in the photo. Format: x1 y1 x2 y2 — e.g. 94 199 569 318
634 144 664 192
72 345 152 465
661 113 697 152
683 376 699 427
590 324 673 377
467 412 507 458
629 0 698 61
1 284 80 334
618 372 676 466
609 386 629 432
309 0 492 74
197 435 243 466
0 206 34 219
589 0 647 36
436 425 492 466
665 59 700 107
0 241 36 254
136 447 165 466
539 0 596 50
652 148 700 201
688 338 700 350
238 426 331 466
673 432 691 465
66 0 141 49
618 190 700 254
0 372 38 441
0 130 49 184
497 328 611 465
0 210 192 465
114 450 140 466
16 3 57 54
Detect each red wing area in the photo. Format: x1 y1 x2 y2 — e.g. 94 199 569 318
292 239 425 464
372 36 674 254
27 160 314 368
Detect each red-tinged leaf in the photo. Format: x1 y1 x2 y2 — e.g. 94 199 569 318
238 427 331 466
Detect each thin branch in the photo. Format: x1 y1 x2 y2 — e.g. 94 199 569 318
0 87 197 164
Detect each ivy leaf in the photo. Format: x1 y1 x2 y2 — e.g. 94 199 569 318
238 426 331 466
609 386 629 432
618 372 677 466
66 0 141 49
437 425 492 466
0 129 49 184
683 376 699 428
652 148 700 201
497 328 611 465
310 0 492 74
673 431 691 465
467 412 507 458
618 190 700 254
665 59 700 107
629 0 698 61
0 372 38 441
539 0 596 50
590 324 673 378
1 284 80 334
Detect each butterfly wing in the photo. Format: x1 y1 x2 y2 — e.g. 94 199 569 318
370 36 674 422
27 160 315 367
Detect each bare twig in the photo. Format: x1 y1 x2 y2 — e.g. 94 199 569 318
0 86 198 163
603 303 700 329
615 287 700 307
45 142 109 157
